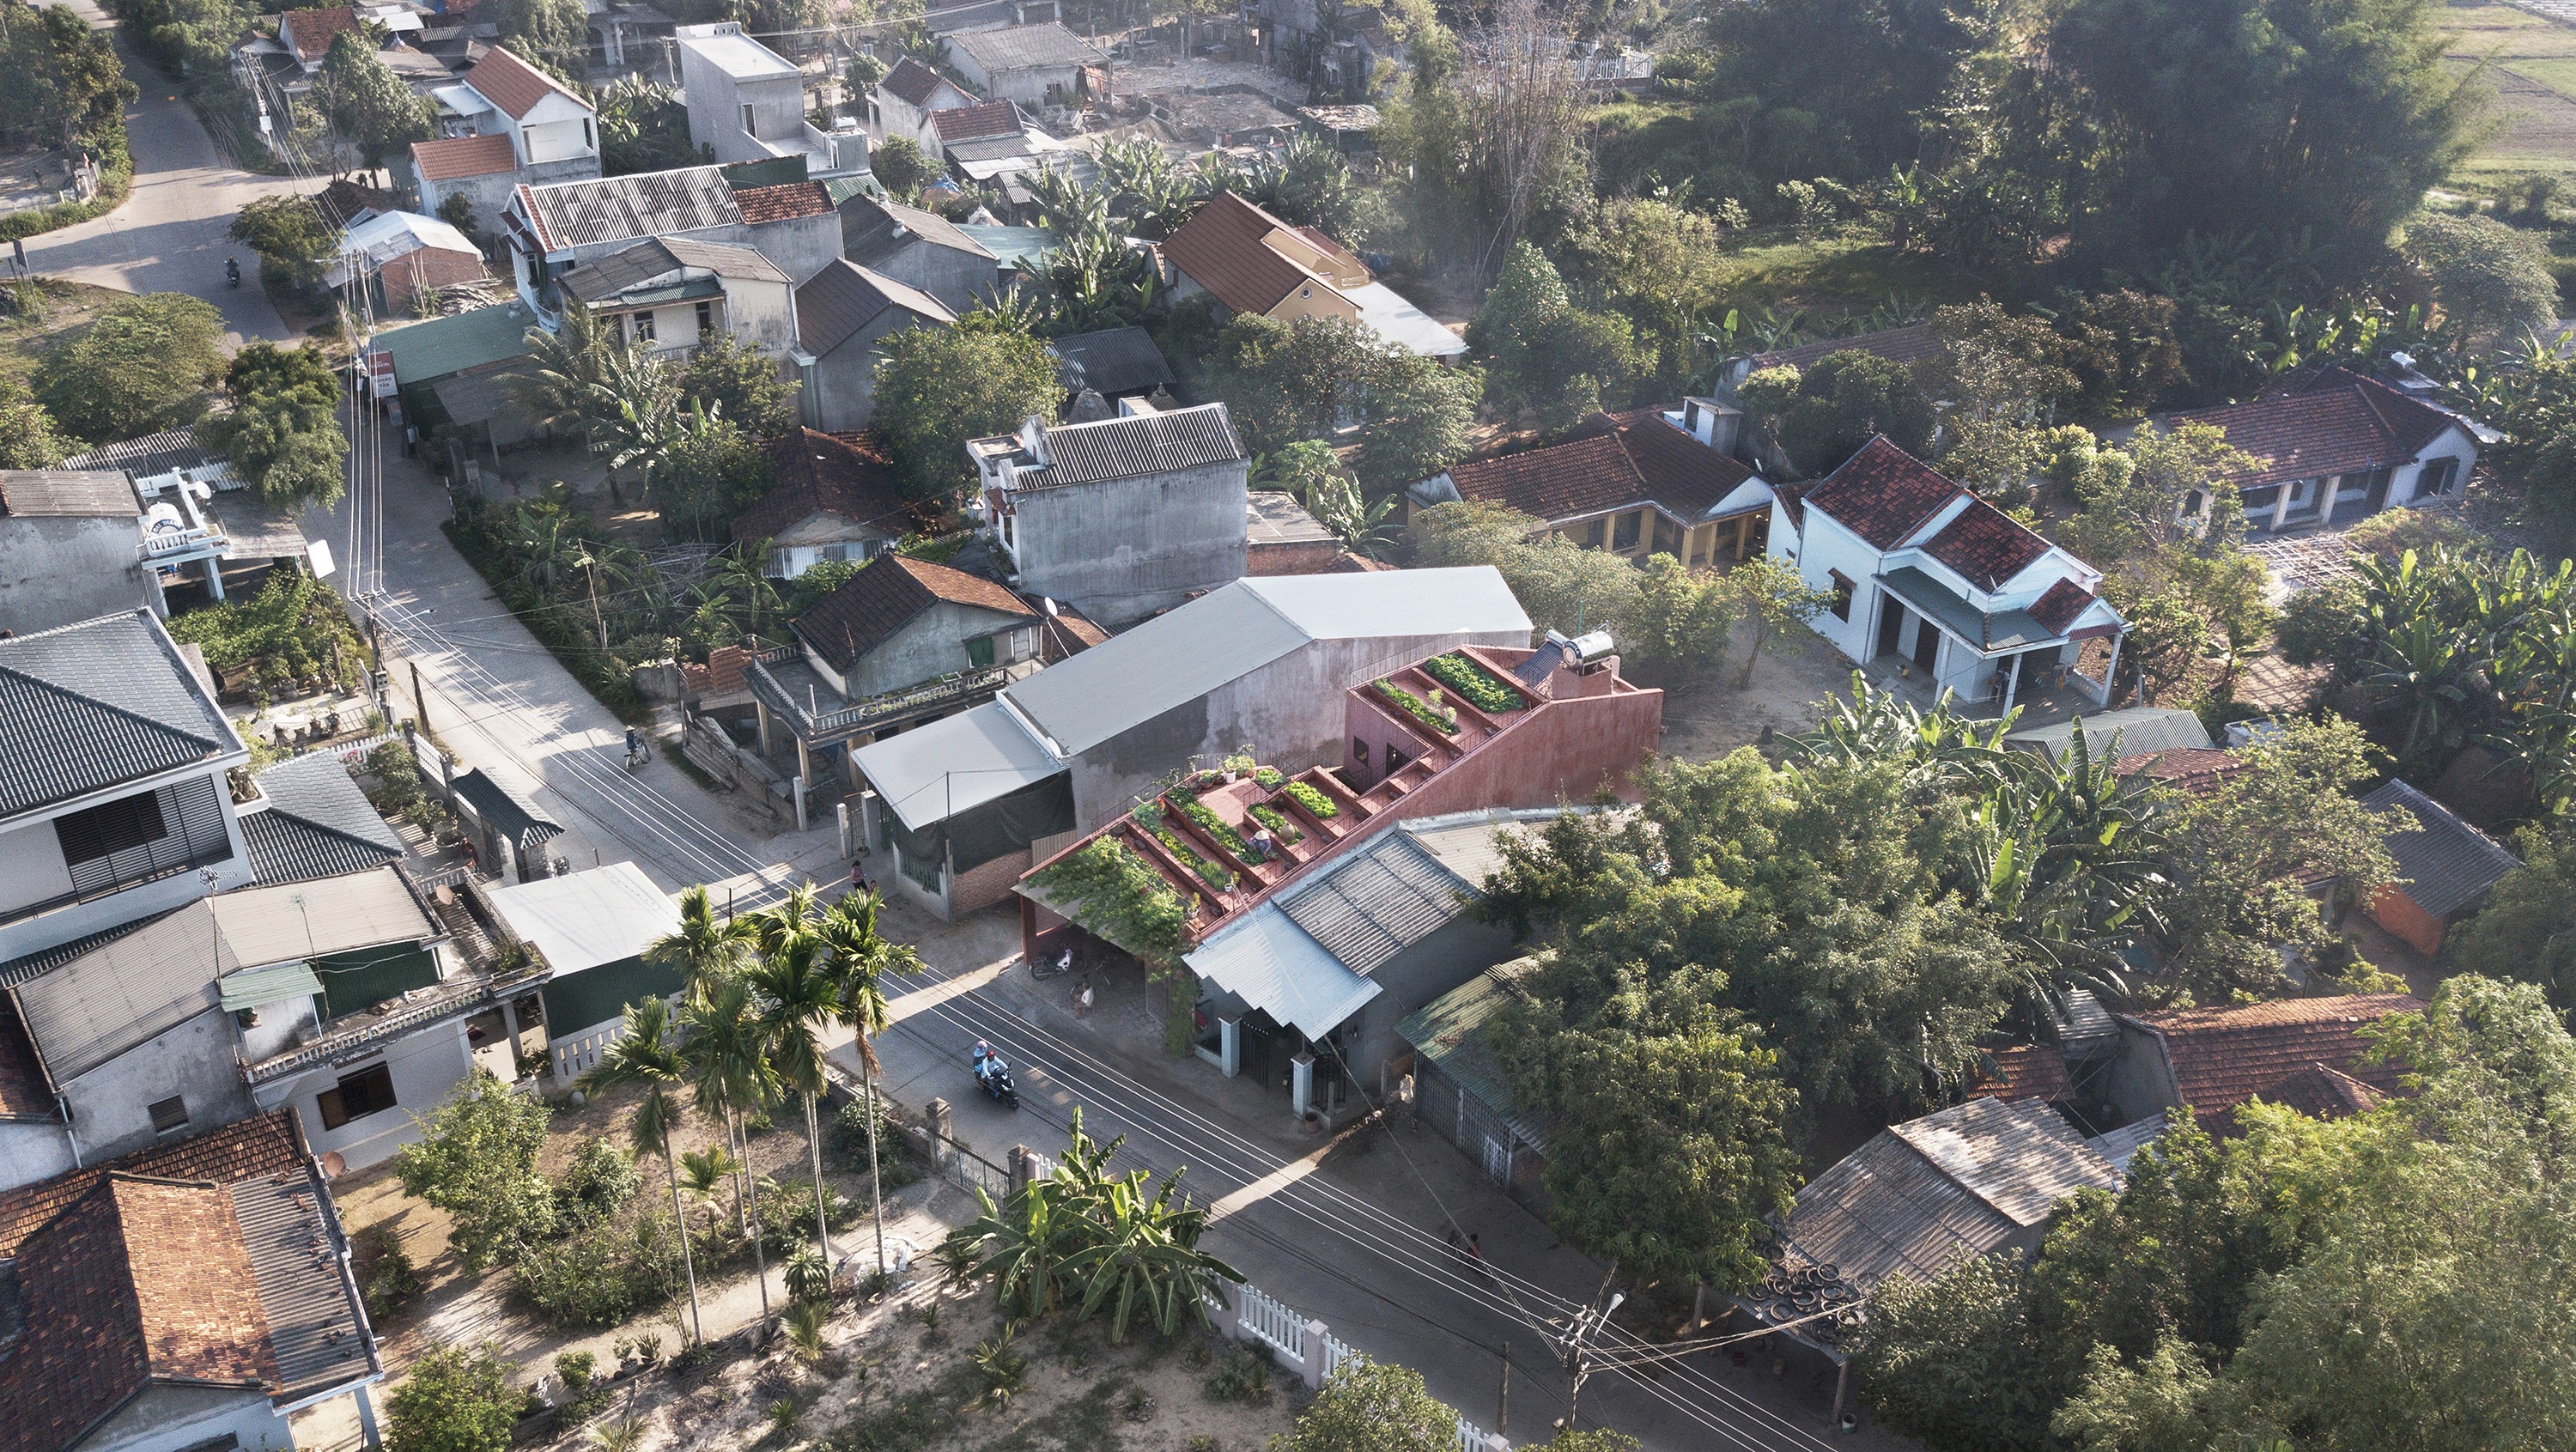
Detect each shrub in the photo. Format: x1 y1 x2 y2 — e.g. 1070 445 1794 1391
352 1222 419 1324
553 1350 596 1392
33 291 225 442
1252 766 1285 789
1202 1344 1273 1404
1370 678 1457 734
1421 652 1525 714
1281 781 1338 819
510 1211 676 1328
756 1176 854 1255
829 1097 925 1190
785 1247 832 1306
1024 836 1194 965
557 1138 640 1223
386 1345 522 1452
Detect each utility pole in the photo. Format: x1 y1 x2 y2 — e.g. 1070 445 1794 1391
1498 1346 1510 1439
1556 1269 1622 1433
410 660 428 738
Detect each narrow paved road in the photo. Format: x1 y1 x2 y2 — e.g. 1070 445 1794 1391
26 0 305 344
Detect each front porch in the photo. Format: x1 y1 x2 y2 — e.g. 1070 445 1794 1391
1862 651 2113 729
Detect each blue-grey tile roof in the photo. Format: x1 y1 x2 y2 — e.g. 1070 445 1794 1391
1013 404 1246 490
2363 779 2520 917
0 611 240 817
240 756 406 887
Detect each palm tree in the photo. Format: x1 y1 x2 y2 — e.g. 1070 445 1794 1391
817 890 916 1273
684 974 779 1327
576 996 706 1346
508 307 621 448
748 928 841 1271
648 884 753 1000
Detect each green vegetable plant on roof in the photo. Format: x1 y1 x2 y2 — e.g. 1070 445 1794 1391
1028 836 1194 966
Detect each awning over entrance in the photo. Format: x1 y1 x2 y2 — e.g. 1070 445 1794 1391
1878 566 2061 654
1186 905 1382 1042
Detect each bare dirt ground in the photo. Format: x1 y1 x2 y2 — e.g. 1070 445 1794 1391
1653 623 1858 764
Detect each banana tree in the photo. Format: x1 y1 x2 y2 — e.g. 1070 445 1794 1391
1061 1167 1242 1342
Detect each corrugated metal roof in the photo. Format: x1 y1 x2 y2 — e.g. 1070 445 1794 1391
562 235 787 303
13 906 233 1083
0 471 137 517
1391 959 1546 1150
516 167 742 252
2084 1116 2166 1175
227 1174 373 1397
216 963 325 1012
1775 1130 2017 1291
208 866 434 969
0 611 237 817
2363 779 2519 916
1012 404 1245 489
1276 829 1467 975
949 21 1105 71
1186 903 1381 1041
1887 1097 2121 1226
59 429 230 482
997 568 1529 758
2007 708 2213 765
488 861 680 974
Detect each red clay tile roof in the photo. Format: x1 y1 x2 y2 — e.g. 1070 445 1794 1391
1036 603 1109 663
734 180 834 224
0 1176 277 1452
0 1111 307 1257
1799 435 1961 550
2028 578 2098 635
465 46 585 121
410 131 519 182
1443 431 1648 524
1922 498 2052 590
735 429 918 545
1746 323 1941 375
930 100 1026 143
1573 409 1759 518
313 177 403 229
280 5 358 61
2133 993 2422 1125
1161 191 1315 315
792 556 1036 671
1966 1042 2069 1103
2116 746 2247 798
2165 367 2464 488
2258 1061 2383 1118
879 55 974 107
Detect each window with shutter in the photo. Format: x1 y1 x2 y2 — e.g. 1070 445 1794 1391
965 635 996 668
148 1096 189 1135
55 792 167 866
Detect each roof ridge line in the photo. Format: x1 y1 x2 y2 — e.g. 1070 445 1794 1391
0 658 224 756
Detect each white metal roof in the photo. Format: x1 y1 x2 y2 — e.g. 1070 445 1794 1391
850 701 1065 833
209 866 435 969
434 83 494 117
997 567 1527 759
325 210 481 286
1348 281 1467 359
488 860 681 975
1187 902 1381 1041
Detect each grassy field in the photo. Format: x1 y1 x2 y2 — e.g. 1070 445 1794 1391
0 278 126 391
1705 228 1991 316
2446 0 2576 191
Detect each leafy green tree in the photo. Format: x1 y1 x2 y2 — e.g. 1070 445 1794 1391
871 136 938 198
1353 351 1480 491
488 1 589 82
1273 1358 1457 1452
1462 240 1637 428
1620 553 1736 674
683 334 797 437
1858 1255 2063 1452
386 1344 523 1452
392 1073 558 1271
1736 351 1935 478
1204 313 1386 454
199 341 349 509
319 30 432 167
872 320 1060 499
1510 1007 1801 1289
574 996 707 1345
0 3 133 149
2048 0 2485 269
593 75 694 177
1406 500 1642 640
2448 823 2576 1018
1721 554 1833 689
0 380 64 469
1558 198 1731 388
2051 289 2187 418
33 292 225 443
2063 423 2259 568
230 193 334 292
2401 210 2561 343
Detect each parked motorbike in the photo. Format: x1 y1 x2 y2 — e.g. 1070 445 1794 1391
972 1041 1019 1110
225 257 240 289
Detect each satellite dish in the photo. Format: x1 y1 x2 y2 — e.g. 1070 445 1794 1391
319 1150 348 1178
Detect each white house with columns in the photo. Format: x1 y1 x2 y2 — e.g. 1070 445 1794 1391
1768 436 2127 714
2155 364 2484 537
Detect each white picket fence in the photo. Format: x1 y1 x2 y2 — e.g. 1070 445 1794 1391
550 1022 621 1083
1224 1281 1506 1451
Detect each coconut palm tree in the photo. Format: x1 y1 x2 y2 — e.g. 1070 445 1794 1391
575 996 706 1346
817 889 915 1274
648 884 753 1000
684 974 779 1326
508 307 622 449
748 927 841 1270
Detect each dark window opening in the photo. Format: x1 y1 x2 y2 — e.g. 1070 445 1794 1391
57 792 167 866
1650 513 1680 556
148 1095 189 1135
632 310 655 343
965 635 997 668
695 300 714 335
1827 570 1856 622
1581 518 1606 548
1612 511 1642 552
1352 738 1369 768
1385 744 1410 775
318 1064 398 1129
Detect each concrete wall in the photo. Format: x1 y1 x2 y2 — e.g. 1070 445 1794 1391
1340 671 1663 817
415 167 519 241
849 231 999 315
0 766 244 963
680 50 807 165
1011 459 1251 624
807 312 944 430
1771 504 1882 665
84 1383 300 1452
837 600 1034 699
64 1008 259 1165
274 1019 478 1170
2104 1019 2183 1126
1337 914 1515 1088
0 516 165 636
1062 625 1535 829
952 57 1079 106
0 1118 76 1193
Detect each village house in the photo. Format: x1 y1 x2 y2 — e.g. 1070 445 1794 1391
485 862 685 1085
406 47 603 235
370 300 545 466
942 21 1108 107
0 471 168 634
734 428 924 578
1050 325 1176 407
1245 491 1347 575
2358 780 2520 955
0 1112 384 1452
838 194 1007 314
1407 400 1777 568
325 209 488 315
556 235 799 361
1769 435 2129 714
868 55 982 150
503 167 841 316
1018 643 1661 1115
850 568 1533 919
2154 365 2487 536
795 260 959 430
1162 191 1466 361
2103 992 2425 1133
972 403 1255 623
674 23 869 177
